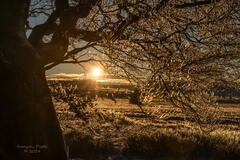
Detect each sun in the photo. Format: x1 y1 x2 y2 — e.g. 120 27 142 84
92 67 102 77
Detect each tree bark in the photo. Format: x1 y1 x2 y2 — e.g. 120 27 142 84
0 0 67 159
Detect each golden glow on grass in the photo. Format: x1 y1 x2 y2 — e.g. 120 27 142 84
92 67 102 77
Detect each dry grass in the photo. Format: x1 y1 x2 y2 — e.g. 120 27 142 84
124 128 240 159
50 81 240 159
53 98 240 160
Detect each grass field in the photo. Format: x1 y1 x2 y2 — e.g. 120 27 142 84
49 80 240 160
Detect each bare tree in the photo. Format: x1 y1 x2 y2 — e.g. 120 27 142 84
0 0 239 159
93 0 240 124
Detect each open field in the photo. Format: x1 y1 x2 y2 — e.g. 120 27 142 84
49 80 240 160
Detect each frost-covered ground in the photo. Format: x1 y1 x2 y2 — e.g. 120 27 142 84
54 98 240 160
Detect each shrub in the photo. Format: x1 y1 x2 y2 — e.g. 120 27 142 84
49 81 96 118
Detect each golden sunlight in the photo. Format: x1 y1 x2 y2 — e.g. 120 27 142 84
92 67 102 77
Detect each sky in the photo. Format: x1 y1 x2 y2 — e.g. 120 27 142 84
45 64 84 75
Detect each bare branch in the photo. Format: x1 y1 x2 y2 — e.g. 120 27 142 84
67 29 102 42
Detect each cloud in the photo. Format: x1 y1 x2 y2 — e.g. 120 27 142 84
46 73 85 80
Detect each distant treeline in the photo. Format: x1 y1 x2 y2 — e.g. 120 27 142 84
47 80 240 104
48 79 135 90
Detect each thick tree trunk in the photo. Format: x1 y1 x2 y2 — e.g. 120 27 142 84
0 1 67 160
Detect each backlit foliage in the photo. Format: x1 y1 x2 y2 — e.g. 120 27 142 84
92 0 240 123
29 0 240 123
